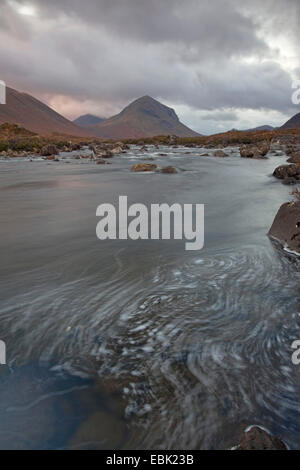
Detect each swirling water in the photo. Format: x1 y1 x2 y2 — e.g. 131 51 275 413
1 146 300 449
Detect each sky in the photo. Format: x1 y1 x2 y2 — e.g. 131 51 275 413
0 0 299 134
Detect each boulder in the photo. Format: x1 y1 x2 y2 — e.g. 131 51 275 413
166 134 178 145
240 141 270 159
131 163 157 172
70 143 81 151
111 146 123 155
213 150 228 158
268 200 300 253
258 141 270 157
273 164 300 182
160 166 177 174
234 426 287 450
287 152 300 164
41 145 58 156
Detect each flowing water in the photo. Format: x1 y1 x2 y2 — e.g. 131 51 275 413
1 146 300 449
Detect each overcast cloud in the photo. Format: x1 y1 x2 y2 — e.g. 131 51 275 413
0 0 299 134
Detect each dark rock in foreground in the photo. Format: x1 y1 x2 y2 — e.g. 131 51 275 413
234 426 287 450
268 201 300 254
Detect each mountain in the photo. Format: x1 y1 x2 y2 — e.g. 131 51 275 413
73 114 105 127
281 113 300 130
0 86 89 136
247 125 274 131
87 96 200 139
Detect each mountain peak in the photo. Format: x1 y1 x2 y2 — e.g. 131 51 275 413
0 86 89 136
87 96 199 139
73 114 105 127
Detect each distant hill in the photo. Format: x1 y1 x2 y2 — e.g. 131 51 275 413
247 125 274 131
0 86 90 136
73 114 105 127
281 113 300 130
87 96 200 139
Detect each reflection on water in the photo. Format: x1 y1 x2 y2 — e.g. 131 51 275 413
1 146 300 449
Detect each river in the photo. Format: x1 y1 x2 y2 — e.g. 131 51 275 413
0 145 300 449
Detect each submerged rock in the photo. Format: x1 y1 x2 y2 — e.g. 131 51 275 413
45 155 57 161
160 165 177 174
268 201 300 254
234 426 287 450
131 163 157 172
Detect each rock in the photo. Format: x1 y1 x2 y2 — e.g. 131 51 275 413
268 200 300 253
200 153 210 156
234 426 287 450
131 163 157 172
45 155 56 161
166 134 178 145
158 153 168 157
273 164 300 180
240 145 255 158
160 166 177 174
70 143 81 151
96 158 110 165
41 145 58 156
282 177 298 185
258 141 270 157
111 146 123 155
240 141 270 159
213 150 228 158
103 150 113 158
287 152 300 163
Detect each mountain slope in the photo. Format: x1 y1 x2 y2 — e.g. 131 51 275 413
0 87 89 136
73 114 105 127
87 96 200 139
281 113 300 130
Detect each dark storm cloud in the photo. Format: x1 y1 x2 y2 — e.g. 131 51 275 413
15 0 268 55
0 0 298 131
